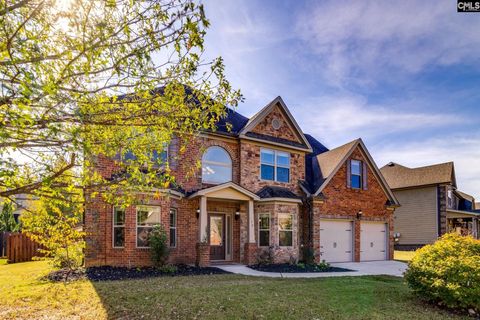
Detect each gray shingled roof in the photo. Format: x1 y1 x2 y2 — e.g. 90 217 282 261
256 186 301 199
380 162 456 190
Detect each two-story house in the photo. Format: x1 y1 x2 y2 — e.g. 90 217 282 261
380 162 480 250
84 96 399 267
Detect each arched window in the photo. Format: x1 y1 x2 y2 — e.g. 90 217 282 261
202 146 232 184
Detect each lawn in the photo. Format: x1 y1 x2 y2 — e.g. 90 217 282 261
394 250 417 262
0 260 467 320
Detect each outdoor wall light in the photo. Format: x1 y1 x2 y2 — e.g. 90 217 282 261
356 210 363 219
196 208 200 219
235 210 240 220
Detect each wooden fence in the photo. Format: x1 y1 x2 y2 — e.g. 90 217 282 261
6 233 42 263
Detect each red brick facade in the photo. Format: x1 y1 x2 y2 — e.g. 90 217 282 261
84 100 396 267
309 147 395 262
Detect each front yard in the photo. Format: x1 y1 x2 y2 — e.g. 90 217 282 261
0 259 467 320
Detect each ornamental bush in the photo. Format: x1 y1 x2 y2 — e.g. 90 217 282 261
404 233 480 311
149 225 170 267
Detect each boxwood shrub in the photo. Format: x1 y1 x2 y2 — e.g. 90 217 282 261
404 233 480 311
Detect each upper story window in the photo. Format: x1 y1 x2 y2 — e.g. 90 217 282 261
260 148 290 183
202 146 232 184
123 143 168 166
350 160 363 189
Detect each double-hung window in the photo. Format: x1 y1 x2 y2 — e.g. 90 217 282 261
169 208 177 248
113 207 125 248
258 213 270 247
136 206 161 248
350 160 362 189
260 148 290 182
278 214 293 247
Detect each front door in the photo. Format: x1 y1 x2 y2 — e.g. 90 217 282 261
209 215 226 260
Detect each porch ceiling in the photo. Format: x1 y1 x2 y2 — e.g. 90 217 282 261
447 209 480 219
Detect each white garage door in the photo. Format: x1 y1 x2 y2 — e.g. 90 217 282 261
360 222 387 261
319 220 353 263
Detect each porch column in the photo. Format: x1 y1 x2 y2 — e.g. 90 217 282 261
248 200 255 243
199 196 208 242
473 218 479 239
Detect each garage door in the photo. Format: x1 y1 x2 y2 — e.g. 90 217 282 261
360 222 387 261
319 220 353 263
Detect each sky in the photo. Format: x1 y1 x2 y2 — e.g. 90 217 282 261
202 0 480 200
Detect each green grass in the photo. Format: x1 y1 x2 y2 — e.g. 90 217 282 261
0 260 467 320
394 250 417 262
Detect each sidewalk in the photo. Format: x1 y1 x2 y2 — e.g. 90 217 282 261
216 260 407 278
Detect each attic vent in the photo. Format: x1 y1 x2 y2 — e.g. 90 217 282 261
387 162 395 167
272 118 282 130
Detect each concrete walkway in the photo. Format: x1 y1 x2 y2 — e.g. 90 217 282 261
216 261 407 278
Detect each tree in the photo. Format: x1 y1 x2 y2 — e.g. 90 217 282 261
0 0 241 205
20 160 85 270
0 200 20 232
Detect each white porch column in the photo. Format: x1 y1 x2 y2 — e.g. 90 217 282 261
248 200 255 243
199 196 208 242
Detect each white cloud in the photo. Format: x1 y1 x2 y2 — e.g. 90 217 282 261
296 0 480 86
293 93 467 145
371 135 480 200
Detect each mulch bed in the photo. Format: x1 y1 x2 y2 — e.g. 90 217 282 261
85 264 230 281
248 263 353 273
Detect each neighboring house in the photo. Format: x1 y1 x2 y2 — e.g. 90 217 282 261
85 96 399 267
380 162 480 249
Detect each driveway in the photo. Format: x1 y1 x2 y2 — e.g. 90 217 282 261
216 260 407 278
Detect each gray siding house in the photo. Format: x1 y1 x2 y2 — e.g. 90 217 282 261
380 162 479 249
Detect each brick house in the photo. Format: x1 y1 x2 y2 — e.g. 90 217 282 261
84 96 399 267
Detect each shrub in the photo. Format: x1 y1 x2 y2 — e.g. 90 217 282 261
149 225 170 267
301 246 315 265
316 260 330 271
159 264 177 274
255 246 275 265
404 233 480 311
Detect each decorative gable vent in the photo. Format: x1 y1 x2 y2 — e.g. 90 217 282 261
272 118 282 130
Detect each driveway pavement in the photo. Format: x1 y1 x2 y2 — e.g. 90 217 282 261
216 260 407 278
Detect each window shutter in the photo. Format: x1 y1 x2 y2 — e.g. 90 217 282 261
346 159 351 188
363 162 368 190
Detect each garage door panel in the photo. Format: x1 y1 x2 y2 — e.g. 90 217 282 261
320 220 353 263
360 222 387 261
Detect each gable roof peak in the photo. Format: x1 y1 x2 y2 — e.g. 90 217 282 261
309 138 399 205
239 96 312 152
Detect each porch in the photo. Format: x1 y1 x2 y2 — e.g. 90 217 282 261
447 209 480 239
188 182 260 266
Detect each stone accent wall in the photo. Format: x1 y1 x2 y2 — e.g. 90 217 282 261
239 140 305 194
438 184 448 236
311 147 395 262
255 202 300 264
250 103 302 144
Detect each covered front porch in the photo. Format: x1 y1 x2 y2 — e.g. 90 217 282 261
447 209 480 239
188 182 260 266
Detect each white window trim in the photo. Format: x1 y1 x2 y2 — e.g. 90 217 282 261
351 159 362 189
202 146 233 184
258 213 270 247
278 213 294 247
169 208 177 248
260 148 290 183
113 206 125 249
136 205 161 249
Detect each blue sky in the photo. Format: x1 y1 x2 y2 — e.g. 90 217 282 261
202 0 480 199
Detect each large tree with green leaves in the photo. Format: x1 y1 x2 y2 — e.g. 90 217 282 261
0 0 241 206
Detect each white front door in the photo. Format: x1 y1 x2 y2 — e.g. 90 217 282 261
360 222 387 261
319 220 353 263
